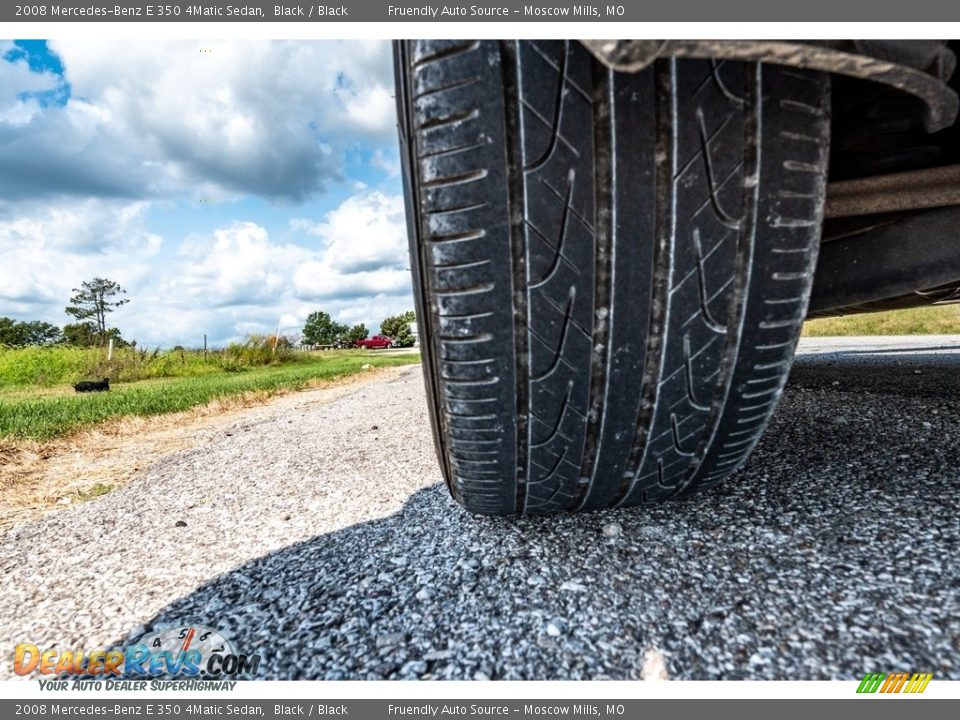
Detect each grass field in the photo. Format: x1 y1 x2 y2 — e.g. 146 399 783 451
0 337 313 389
803 304 960 337
0 350 420 441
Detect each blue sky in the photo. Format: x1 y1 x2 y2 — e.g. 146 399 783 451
0 39 412 346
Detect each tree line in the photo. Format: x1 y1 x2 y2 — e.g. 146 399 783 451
301 309 417 347
1 278 131 348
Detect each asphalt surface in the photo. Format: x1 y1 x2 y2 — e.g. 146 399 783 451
2 338 958 680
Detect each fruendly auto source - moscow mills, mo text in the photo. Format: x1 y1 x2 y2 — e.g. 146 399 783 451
387 5 622 17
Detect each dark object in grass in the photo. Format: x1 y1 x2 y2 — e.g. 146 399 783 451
74 378 110 393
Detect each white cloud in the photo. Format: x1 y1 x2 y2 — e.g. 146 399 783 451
291 190 408 274
0 40 398 202
123 191 413 344
0 194 413 351
0 199 161 317
0 199 161 254
171 222 311 309
338 82 396 137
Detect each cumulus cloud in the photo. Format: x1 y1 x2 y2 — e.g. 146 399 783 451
171 222 311 309
0 40 398 203
145 191 412 342
0 198 162 254
127 191 411 344
0 198 161 328
290 191 408 274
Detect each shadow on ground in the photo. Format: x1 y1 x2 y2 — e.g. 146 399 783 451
118 354 960 680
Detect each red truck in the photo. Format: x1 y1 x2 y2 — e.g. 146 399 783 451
353 335 395 350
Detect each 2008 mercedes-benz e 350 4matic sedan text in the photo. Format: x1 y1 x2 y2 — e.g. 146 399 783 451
393 40 960 514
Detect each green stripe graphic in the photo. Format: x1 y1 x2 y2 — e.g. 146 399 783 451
857 672 885 693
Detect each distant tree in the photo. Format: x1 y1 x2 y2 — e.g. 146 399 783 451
0 317 63 346
63 323 129 348
0 317 19 346
346 323 369 343
380 310 417 347
302 311 347 346
63 322 99 347
65 278 129 346
18 321 63 346
104 327 131 348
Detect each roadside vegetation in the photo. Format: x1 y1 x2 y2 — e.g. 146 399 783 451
0 347 420 441
0 274 425 441
803 304 960 337
2 335 301 388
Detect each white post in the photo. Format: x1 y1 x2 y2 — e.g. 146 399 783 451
107 338 114 361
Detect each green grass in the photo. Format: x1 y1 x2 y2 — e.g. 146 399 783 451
0 345 97 388
76 483 114 501
0 337 306 390
803 304 960 337
0 352 420 441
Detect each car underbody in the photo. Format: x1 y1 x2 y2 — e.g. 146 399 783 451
584 39 960 319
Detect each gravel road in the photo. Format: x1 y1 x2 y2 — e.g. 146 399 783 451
2 338 958 680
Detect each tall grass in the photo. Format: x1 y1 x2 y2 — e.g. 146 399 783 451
0 335 298 390
0 346 95 388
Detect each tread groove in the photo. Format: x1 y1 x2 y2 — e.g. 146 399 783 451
530 289 575 382
616 59 677 506
695 107 742 230
693 228 728 333
574 60 614 510
416 108 480 132
502 40 530 515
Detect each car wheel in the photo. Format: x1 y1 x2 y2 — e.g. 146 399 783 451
395 40 829 514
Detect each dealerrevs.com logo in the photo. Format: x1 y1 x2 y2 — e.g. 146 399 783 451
15 626 261 678
857 672 933 694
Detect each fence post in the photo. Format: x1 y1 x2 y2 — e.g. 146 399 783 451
107 338 114 361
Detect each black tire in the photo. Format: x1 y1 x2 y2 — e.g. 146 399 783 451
395 40 829 514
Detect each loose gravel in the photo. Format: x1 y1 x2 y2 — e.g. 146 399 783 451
2 339 958 680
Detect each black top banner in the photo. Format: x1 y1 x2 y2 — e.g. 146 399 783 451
1 700 959 720
4 0 960 22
